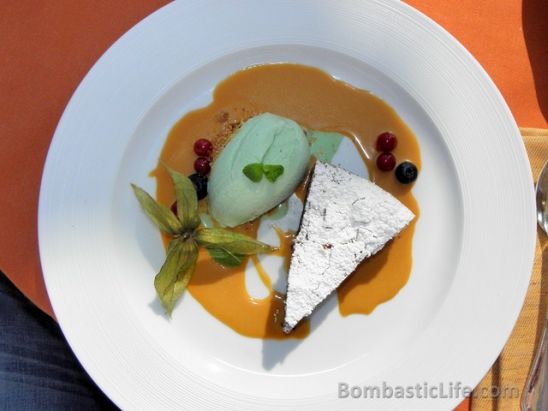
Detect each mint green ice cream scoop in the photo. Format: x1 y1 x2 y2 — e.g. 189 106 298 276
208 113 310 227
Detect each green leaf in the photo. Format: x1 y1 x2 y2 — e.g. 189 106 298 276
131 184 183 235
165 166 200 230
206 247 245 267
242 163 264 182
263 164 284 182
154 239 198 316
196 227 277 254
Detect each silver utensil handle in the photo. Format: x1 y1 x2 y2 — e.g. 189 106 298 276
522 317 548 411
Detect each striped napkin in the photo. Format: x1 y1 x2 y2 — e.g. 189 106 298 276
471 128 548 410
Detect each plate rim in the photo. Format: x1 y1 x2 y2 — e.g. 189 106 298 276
38 0 536 409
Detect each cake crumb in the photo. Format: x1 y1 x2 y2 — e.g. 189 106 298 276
215 111 229 123
210 109 258 158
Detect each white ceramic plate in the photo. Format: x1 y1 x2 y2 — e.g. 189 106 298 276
39 1 536 410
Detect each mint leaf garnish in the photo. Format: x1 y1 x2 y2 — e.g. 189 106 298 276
243 163 264 182
263 164 284 182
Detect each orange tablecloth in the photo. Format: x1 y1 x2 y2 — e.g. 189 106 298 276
1 2 546 410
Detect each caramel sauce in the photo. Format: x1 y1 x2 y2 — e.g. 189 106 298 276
294 157 317 203
153 64 420 339
250 255 272 290
272 226 294 273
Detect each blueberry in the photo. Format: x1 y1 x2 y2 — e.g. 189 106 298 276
189 173 208 200
395 161 418 184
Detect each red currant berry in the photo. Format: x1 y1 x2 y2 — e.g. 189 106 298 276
194 157 211 175
376 132 398 152
193 138 213 157
376 152 396 171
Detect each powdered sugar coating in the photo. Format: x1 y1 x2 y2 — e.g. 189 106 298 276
283 162 414 332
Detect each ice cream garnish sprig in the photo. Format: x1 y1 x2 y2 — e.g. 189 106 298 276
131 166 277 316
242 162 284 182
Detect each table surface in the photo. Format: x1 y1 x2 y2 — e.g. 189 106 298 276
0 1 546 410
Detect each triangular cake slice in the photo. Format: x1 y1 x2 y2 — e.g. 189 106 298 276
283 162 415 333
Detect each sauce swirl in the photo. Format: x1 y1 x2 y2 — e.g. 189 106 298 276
153 64 421 339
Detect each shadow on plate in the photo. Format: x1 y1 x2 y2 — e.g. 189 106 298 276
261 272 337 370
148 297 166 317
